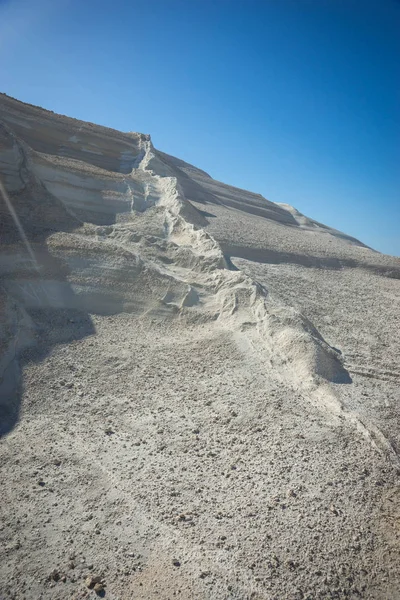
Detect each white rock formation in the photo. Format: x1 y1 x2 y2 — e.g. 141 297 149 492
1 93 399 599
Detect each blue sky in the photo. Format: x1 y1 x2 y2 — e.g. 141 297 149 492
1 0 399 255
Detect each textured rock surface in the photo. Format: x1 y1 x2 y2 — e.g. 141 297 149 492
0 93 399 599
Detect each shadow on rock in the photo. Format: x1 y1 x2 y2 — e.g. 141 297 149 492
0 183 96 438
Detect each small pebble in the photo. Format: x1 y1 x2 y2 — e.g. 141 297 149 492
94 582 104 594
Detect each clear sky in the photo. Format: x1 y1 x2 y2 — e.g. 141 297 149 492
1 0 399 255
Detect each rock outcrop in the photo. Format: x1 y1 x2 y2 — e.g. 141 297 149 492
1 93 400 600
0 93 368 432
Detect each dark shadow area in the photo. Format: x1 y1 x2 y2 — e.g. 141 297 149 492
196 209 217 219
0 306 95 437
222 244 359 269
0 180 96 438
331 365 352 384
223 254 239 271
223 244 400 278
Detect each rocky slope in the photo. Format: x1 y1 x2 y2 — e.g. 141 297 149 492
0 93 399 600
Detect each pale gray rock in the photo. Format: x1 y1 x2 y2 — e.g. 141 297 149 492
0 93 399 600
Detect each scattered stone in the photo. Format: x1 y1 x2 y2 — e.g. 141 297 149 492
85 575 102 588
11 541 21 550
172 559 181 567
50 569 60 582
199 571 210 579
38 480 45 487
94 582 104 594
